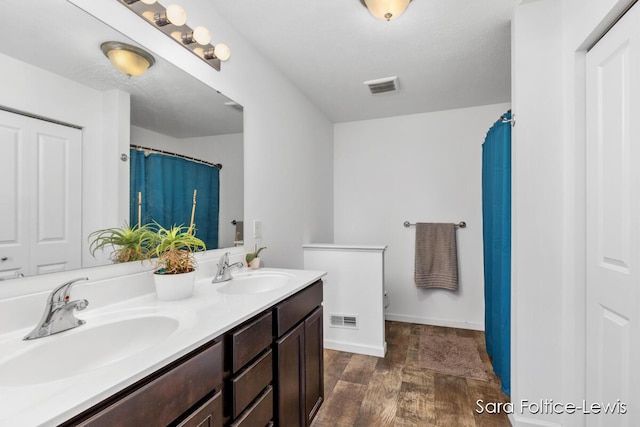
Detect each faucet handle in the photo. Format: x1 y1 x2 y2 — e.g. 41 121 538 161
221 252 230 265
49 277 89 304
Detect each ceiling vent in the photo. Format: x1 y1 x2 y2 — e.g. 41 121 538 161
364 76 399 95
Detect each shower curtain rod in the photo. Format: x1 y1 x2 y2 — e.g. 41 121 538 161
126 145 222 169
500 109 515 126
403 221 467 229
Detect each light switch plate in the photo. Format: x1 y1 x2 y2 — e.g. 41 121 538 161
253 219 262 239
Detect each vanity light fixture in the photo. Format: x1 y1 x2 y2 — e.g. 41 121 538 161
117 0 231 71
360 0 413 21
101 41 155 77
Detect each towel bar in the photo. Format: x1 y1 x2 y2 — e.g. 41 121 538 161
403 221 466 229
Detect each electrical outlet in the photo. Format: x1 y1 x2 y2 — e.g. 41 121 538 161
253 219 262 239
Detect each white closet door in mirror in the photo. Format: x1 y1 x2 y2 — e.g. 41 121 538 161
0 110 82 278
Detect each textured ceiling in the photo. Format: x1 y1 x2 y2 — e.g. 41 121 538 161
1 0 242 138
211 0 516 123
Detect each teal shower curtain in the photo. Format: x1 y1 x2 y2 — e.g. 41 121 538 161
482 111 511 396
130 149 220 249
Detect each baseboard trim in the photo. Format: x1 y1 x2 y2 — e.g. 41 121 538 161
385 313 484 331
324 339 386 357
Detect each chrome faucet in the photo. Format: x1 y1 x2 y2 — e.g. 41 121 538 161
24 277 89 340
212 252 243 283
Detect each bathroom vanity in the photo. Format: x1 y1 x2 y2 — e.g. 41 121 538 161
0 267 324 427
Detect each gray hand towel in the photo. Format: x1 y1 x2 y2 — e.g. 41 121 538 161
414 222 459 290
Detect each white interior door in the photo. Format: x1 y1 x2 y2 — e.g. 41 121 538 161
0 110 82 277
586 4 640 425
0 110 29 279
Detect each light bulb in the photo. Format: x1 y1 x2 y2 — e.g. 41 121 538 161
182 26 211 45
214 43 231 61
165 4 187 26
154 4 187 26
193 26 212 45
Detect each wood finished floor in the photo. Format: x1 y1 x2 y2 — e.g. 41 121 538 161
311 321 511 427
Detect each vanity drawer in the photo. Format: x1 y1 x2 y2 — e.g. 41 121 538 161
229 311 272 373
231 349 273 418
273 280 323 337
229 386 273 427
74 339 223 427
174 390 223 427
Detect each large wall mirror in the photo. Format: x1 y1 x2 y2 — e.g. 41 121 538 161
0 0 244 280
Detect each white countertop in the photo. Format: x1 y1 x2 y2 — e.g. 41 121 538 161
0 268 325 427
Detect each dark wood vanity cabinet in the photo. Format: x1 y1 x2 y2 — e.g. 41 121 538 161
63 339 225 427
274 280 324 427
224 279 324 427
60 279 323 427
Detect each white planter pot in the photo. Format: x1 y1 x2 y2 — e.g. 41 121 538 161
249 257 261 269
153 270 196 301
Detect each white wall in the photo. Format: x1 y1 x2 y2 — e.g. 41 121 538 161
334 103 510 330
511 2 564 425
512 0 637 426
130 125 244 248
70 0 335 270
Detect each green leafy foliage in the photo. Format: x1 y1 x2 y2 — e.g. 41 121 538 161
88 223 156 263
245 246 267 265
152 223 207 275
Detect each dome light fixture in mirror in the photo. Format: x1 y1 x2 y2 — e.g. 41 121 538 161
101 41 156 77
359 0 413 22
118 0 231 71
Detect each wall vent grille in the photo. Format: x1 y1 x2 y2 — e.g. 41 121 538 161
330 314 358 329
363 76 399 94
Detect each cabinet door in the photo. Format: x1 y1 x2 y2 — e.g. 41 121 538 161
304 307 324 426
275 322 305 427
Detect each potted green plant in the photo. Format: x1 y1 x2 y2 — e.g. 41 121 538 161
150 223 207 300
246 245 267 269
88 223 156 263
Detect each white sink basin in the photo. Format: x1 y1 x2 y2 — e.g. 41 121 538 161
0 315 179 386
216 271 293 294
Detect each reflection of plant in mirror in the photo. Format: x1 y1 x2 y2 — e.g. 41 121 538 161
246 246 267 266
152 223 207 275
89 224 156 263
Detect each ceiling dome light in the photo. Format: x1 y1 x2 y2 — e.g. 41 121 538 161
100 41 155 77
182 26 211 45
154 4 187 26
360 0 412 21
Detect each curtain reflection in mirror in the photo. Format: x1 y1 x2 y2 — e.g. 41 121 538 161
130 149 220 249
